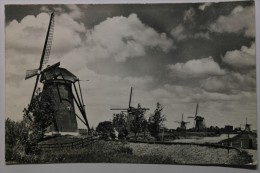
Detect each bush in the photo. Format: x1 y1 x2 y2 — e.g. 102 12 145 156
5 118 29 161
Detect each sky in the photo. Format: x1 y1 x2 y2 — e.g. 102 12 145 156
5 1 257 130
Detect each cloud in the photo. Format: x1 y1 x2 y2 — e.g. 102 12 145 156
183 7 196 22
168 56 226 78
209 5 255 37
222 42 255 67
170 24 187 41
200 70 256 94
82 13 173 62
198 2 213 11
171 24 210 41
65 4 83 19
6 13 86 56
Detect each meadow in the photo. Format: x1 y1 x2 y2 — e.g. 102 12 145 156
7 140 252 166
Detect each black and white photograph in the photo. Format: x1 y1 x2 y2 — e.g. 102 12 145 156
3 0 258 170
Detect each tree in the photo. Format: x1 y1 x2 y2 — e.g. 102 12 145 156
23 88 56 144
130 104 147 137
112 112 128 138
96 121 114 139
5 118 29 161
148 102 166 140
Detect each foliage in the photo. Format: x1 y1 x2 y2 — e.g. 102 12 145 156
5 118 29 161
130 104 147 137
96 121 114 133
148 102 166 140
96 121 115 139
112 112 128 138
23 89 56 143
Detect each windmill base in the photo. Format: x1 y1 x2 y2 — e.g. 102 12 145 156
45 131 79 136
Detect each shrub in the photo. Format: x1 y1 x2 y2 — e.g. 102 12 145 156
5 118 29 161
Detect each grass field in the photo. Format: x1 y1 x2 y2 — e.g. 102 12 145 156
127 142 251 165
7 140 252 166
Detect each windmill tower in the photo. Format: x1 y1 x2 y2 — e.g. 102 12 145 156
174 113 190 130
188 104 206 131
110 87 149 130
25 12 90 135
241 118 252 132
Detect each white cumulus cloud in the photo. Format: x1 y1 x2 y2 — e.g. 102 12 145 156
171 24 210 41
83 13 173 62
168 56 226 78
222 42 255 67
198 2 213 11
209 5 255 37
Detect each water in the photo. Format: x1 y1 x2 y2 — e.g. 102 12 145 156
173 134 237 144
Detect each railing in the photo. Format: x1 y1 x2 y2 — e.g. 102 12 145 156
38 136 99 150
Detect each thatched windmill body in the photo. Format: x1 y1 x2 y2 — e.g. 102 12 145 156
25 12 90 135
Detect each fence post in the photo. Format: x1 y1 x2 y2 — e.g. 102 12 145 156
241 141 243 148
230 142 232 147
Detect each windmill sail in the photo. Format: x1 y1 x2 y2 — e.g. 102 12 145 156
26 12 55 109
40 12 55 70
25 69 39 80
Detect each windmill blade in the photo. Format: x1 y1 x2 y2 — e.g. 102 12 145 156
39 12 55 71
110 108 128 110
77 80 85 108
29 74 40 110
187 116 195 118
25 69 39 80
129 87 133 108
195 103 199 117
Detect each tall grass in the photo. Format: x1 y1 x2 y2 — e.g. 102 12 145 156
7 140 251 165
7 140 175 164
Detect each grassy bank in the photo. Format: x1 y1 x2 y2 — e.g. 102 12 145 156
7 140 175 164
127 143 252 165
6 140 252 166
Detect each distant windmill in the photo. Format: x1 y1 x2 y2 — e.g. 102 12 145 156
188 104 206 131
110 87 149 129
25 12 90 135
241 118 252 132
174 113 190 130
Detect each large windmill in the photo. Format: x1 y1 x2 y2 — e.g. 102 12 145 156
188 104 206 131
110 87 149 130
25 12 90 135
241 118 252 132
174 113 190 130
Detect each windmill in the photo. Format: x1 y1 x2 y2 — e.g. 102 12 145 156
188 104 206 131
110 87 149 130
25 12 90 135
241 118 252 132
174 113 190 130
